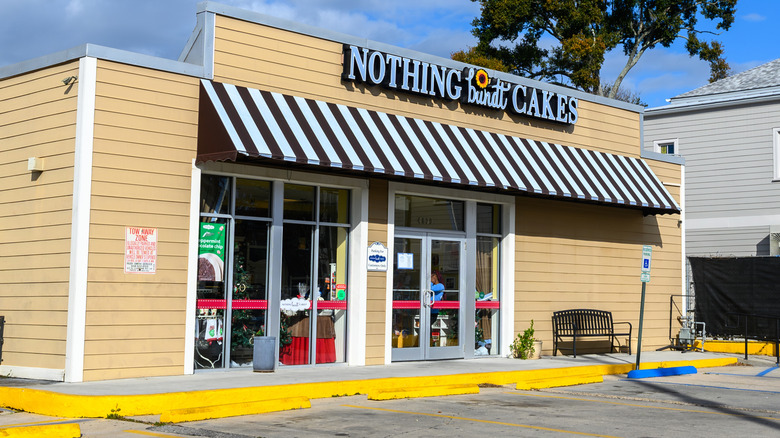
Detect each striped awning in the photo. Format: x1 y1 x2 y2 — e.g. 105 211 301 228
198 80 680 215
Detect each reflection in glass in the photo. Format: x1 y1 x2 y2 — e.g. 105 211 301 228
392 238 421 349
430 239 459 347
284 184 315 221
475 236 500 356
235 178 271 217
194 309 225 369
230 220 269 367
279 223 313 365
317 226 348 363
195 217 228 369
320 188 350 224
476 203 501 234
200 174 231 215
394 195 464 231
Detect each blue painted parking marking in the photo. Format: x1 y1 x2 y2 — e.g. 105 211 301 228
621 379 780 395
756 366 779 377
705 366 780 378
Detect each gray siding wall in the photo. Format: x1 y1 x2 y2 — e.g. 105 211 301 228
645 99 780 257
687 226 769 257
645 100 780 220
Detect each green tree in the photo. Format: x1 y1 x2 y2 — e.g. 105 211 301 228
466 0 736 99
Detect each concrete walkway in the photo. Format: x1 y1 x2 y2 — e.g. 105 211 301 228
0 351 739 423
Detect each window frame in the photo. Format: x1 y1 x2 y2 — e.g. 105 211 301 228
773 128 780 180
653 139 678 155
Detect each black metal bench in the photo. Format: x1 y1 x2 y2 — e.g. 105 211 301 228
552 309 632 357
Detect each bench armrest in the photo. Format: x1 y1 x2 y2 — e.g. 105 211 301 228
613 321 632 335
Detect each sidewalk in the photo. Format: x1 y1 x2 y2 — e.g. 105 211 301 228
0 351 738 422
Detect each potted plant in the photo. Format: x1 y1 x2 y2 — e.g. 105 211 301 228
510 320 542 359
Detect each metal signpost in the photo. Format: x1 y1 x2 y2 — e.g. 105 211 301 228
636 245 652 370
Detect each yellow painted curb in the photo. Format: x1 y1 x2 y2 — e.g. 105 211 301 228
698 340 778 356
0 356 739 420
0 423 80 438
368 384 479 401
160 396 310 423
516 374 603 390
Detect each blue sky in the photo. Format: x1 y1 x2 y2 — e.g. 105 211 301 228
1 0 778 108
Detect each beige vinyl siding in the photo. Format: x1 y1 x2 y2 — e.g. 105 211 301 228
0 62 80 371
211 16 641 158
365 178 389 364
83 60 198 381
516 159 682 354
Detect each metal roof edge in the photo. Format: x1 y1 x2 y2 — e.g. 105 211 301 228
647 88 780 116
198 1 643 113
640 149 685 165
0 44 204 81
0 45 88 80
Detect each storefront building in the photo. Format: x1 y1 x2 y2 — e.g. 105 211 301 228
0 2 682 382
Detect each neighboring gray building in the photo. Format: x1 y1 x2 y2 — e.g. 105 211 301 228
645 58 780 258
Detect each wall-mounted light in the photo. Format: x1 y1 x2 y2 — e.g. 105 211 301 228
28 157 45 172
62 76 78 85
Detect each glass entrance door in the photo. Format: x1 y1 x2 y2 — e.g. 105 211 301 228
391 234 464 361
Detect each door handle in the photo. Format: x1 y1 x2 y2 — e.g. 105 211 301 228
424 289 434 307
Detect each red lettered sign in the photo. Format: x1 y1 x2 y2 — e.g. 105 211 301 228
125 227 157 274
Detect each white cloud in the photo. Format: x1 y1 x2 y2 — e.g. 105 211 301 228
65 0 84 17
742 13 765 22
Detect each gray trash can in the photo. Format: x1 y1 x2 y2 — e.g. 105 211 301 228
253 336 277 372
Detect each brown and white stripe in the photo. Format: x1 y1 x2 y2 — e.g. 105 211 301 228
199 80 679 214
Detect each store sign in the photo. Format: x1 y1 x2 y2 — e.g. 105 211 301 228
124 227 157 274
198 222 226 282
342 44 579 125
367 241 389 271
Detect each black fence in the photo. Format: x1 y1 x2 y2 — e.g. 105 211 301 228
727 312 780 364
689 257 780 339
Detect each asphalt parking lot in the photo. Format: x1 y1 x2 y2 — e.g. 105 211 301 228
2 362 779 437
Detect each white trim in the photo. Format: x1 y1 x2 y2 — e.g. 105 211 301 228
64 56 96 383
773 128 780 180
687 214 780 230
500 200 515 357
347 184 369 366
0 365 65 382
384 187 395 364
183 161 201 374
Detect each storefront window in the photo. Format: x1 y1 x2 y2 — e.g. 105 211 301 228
279 184 350 365
394 194 464 231
318 226 348 362
229 219 269 367
235 178 271 217
475 203 501 356
279 223 314 365
196 176 350 370
477 203 501 234
195 217 228 369
284 184 316 221
320 187 350 223
200 174 231 215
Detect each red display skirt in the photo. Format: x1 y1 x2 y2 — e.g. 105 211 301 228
280 337 336 365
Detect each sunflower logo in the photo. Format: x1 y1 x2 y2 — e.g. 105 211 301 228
475 69 490 89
